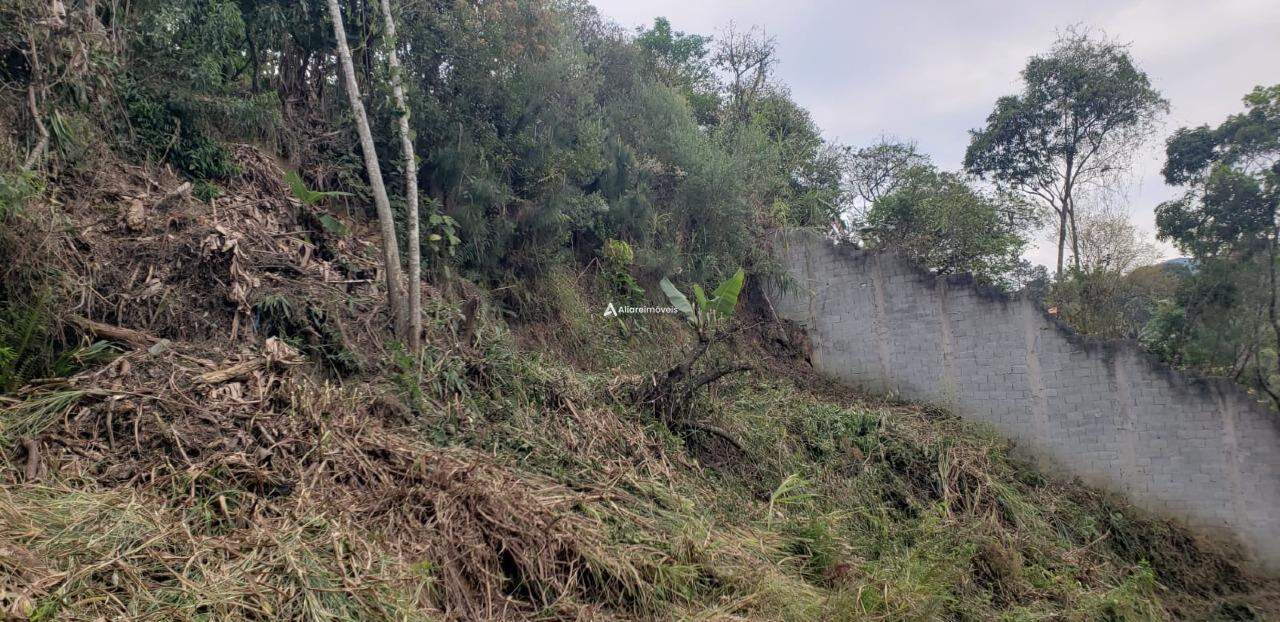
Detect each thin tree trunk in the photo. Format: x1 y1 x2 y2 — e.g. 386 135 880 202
1068 199 1081 271
379 0 421 352
1266 222 1280 410
326 0 406 337
246 31 260 94
1055 206 1067 277
1062 153 1080 272
22 84 48 171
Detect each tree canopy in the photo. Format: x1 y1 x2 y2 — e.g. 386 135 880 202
1151 84 1280 408
965 29 1167 275
864 166 1036 285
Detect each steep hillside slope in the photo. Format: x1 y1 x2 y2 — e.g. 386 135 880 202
2 151 1278 621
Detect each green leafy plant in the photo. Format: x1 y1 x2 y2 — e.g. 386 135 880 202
659 267 744 337
119 81 239 180
284 172 352 237
425 212 461 259
284 171 352 207
193 180 221 203
601 239 644 302
768 473 813 527
634 268 752 455
0 171 42 219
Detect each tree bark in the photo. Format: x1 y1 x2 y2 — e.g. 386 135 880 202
379 0 421 352
69 316 159 348
1266 221 1280 410
326 0 407 337
1055 206 1067 277
21 84 48 171
1061 152 1080 273
1068 199 1082 271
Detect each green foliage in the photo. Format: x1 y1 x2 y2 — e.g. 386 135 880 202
600 239 643 301
1 388 89 447
767 473 814 526
0 303 54 393
1047 211 1178 339
659 277 695 324
864 167 1035 286
634 17 717 125
844 138 930 228
119 80 238 180
965 30 1167 192
659 268 744 334
192 180 221 203
1152 84 1280 405
1140 299 1189 361
8 4 1270 618
1158 84 1279 257
360 4 840 287
0 171 42 219
964 29 1167 273
1051 265 1181 339
284 171 351 207
709 268 746 318
424 212 461 261
390 343 427 415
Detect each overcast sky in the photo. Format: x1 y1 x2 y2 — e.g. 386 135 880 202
589 0 1280 268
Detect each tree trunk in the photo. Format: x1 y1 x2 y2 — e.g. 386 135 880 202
1055 206 1067 277
246 31 260 94
379 0 421 352
1265 222 1280 410
1061 153 1080 273
1068 199 1082 271
326 0 407 337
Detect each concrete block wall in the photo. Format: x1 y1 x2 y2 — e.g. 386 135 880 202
770 230 1280 572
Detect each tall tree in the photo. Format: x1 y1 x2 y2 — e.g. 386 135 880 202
635 17 717 124
379 0 420 351
326 0 407 336
964 29 1167 276
1156 84 1280 407
712 22 775 125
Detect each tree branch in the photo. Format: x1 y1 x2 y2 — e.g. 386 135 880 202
688 364 753 391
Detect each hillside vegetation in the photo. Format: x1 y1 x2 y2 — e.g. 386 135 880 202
1 0 1279 620
0 148 1274 621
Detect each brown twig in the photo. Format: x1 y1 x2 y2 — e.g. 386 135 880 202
22 84 50 171
194 357 268 384
69 315 159 348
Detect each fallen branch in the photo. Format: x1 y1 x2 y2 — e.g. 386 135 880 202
69 315 159 348
675 420 745 453
22 84 49 171
688 364 754 392
194 357 267 384
195 337 302 384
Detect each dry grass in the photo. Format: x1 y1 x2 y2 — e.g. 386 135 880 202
2 145 1278 621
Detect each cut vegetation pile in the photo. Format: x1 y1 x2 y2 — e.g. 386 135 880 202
2 147 1278 620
